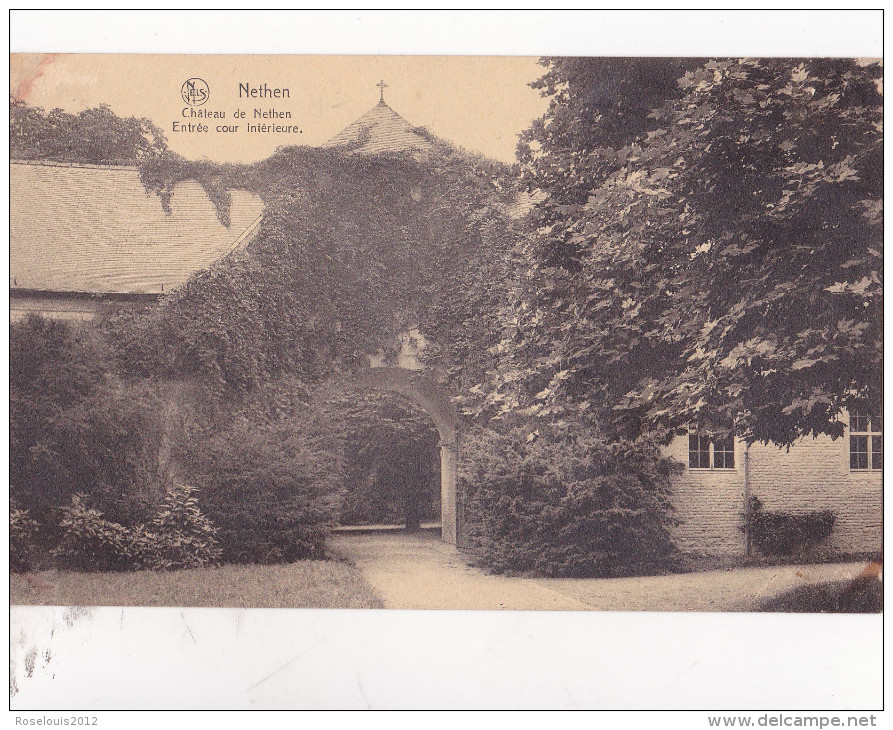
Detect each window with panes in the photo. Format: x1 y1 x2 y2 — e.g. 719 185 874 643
688 433 735 470
849 413 882 471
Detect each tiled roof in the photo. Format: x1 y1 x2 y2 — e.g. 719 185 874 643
321 100 434 156
10 160 265 295
507 189 546 220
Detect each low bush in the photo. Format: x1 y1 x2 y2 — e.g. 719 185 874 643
748 497 836 556
53 494 136 572
52 487 222 572
459 424 682 577
10 499 40 573
758 579 882 613
135 483 221 570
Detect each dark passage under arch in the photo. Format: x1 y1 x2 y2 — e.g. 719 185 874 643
339 367 460 544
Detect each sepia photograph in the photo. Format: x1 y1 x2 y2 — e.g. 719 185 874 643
7 9 884 713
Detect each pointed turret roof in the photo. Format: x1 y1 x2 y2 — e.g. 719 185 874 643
321 100 434 156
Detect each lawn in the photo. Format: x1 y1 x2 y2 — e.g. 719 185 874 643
10 559 383 609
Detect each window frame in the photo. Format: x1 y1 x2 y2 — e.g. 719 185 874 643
849 412 882 472
688 431 737 471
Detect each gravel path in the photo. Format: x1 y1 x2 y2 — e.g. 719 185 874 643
329 531 871 611
329 531 591 610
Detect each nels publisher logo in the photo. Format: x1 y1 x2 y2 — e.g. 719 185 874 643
181 78 210 106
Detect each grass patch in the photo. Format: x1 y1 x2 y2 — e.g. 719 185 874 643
10 559 383 609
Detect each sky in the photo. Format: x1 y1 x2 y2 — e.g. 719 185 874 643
10 54 551 164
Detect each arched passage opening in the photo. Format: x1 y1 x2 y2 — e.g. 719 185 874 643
333 367 460 544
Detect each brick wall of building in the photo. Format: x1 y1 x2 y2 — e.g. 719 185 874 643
747 435 882 555
666 428 882 558
665 435 747 557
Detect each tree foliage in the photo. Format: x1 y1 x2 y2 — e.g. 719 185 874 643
332 392 441 528
480 58 882 445
10 315 168 539
10 97 168 163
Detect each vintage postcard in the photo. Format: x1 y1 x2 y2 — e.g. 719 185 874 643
7 10 884 712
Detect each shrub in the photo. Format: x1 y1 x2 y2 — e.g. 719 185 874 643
52 487 222 572
10 315 168 541
748 497 836 556
181 413 343 564
53 494 135 572
135 483 221 570
459 425 682 577
10 499 40 573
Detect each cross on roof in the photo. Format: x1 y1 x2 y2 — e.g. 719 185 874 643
376 79 388 102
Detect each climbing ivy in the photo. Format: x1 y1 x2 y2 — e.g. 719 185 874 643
104 139 520 395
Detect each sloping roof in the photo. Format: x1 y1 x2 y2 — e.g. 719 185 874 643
10 160 265 295
507 189 546 220
321 100 434 156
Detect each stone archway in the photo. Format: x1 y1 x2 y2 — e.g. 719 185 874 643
342 366 460 544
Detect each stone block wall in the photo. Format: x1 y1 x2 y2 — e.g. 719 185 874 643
747 436 882 555
665 434 747 557
667 429 882 558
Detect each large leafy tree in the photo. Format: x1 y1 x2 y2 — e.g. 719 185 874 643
482 58 882 446
10 97 168 163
